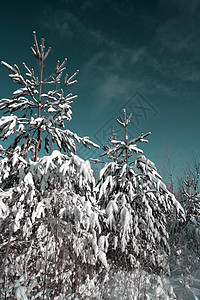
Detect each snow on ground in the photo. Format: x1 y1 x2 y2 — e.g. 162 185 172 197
170 269 200 300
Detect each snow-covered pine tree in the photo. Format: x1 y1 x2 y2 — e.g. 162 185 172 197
171 161 200 274
181 170 200 247
0 31 98 162
0 32 105 299
94 109 185 274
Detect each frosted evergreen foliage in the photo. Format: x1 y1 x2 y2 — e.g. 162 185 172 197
94 109 185 273
0 31 98 162
169 163 200 295
0 150 107 298
0 30 194 298
173 163 200 256
0 32 103 298
181 171 200 244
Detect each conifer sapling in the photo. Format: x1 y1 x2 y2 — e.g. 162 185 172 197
94 109 185 273
0 31 99 161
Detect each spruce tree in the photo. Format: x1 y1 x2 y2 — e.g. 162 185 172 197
171 163 200 274
0 32 104 299
182 170 200 246
94 109 185 274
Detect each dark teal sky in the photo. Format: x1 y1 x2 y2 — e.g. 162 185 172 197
0 0 199 167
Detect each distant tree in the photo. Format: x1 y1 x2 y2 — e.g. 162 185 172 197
182 171 200 247
0 31 98 161
93 109 185 274
158 143 176 194
172 157 200 255
168 157 200 297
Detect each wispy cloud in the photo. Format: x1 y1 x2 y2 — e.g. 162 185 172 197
40 0 200 108
148 0 200 83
